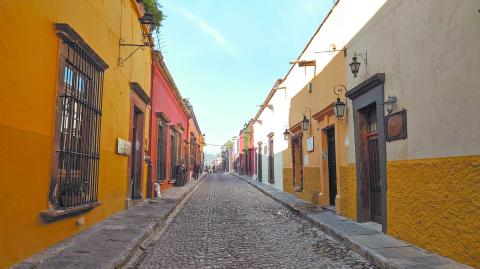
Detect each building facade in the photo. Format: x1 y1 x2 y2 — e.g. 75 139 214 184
252 80 283 189
150 51 190 192
0 1 152 267
284 53 347 211
341 0 480 266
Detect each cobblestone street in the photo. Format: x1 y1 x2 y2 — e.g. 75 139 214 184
134 173 375 269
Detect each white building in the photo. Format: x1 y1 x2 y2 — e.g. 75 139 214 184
251 0 387 191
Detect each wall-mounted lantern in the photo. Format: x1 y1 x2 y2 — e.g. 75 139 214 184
384 95 397 114
301 107 312 133
283 129 291 141
139 13 154 26
333 85 347 120
301 116 310 132
349 52 367 78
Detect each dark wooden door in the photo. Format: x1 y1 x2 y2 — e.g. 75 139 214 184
268 137 274 183
327 128 337 206
130 108 143 199
360 105 382 223
257 144 262 181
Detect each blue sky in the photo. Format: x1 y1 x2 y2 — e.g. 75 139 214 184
158 0 334 155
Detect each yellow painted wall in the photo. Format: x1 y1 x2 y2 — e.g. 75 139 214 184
0 1 151 268
338 164 357 220
387 156 480 268
336 156 480 267
284 53 348 209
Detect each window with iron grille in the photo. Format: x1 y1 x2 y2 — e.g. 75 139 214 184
50 24 107 210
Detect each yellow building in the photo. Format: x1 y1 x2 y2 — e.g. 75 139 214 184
0 1 152 267
283 53 348 213
340 0 480 267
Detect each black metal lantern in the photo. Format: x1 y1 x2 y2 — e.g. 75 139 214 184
283 129 290 141
139 13 154 25
349 56 361 77
333 98 346 119
301 116 310 132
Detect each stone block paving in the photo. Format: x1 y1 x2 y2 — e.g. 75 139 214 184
234 173 472 269
134 173 375 269
13 177 205 269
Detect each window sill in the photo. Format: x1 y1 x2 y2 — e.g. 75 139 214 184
157 180 167 185
40 202 100 222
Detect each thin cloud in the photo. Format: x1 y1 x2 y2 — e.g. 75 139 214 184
166 1 238 56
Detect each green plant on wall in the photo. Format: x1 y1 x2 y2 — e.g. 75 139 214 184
141 0 165 33
224 140 234 150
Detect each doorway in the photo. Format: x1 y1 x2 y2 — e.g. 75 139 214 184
347 73 387 232
359 105 382 223
130 107 144 200
326 127 337 206
268 135 274 183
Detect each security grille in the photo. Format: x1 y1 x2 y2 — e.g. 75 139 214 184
55 41 105 209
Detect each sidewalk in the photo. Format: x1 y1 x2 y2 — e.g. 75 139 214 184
232 173 472 269
13 174 207 269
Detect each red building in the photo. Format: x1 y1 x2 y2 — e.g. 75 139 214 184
150 51 190 192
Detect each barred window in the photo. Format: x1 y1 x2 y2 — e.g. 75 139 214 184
50 24 107 210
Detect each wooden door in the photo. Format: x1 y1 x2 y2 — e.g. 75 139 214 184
257 144 262 181
327 127 337 206
268 137 274 183
130 108 143 199
359 105 382 223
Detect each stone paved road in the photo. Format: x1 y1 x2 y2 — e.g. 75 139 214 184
134 173 375 269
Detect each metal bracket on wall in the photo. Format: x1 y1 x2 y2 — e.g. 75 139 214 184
118 38 152 67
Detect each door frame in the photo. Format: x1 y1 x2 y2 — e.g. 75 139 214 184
325 126 337 206
128 83 150 203
346 73 388 232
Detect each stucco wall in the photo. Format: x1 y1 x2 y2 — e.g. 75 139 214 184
387 156 480 267
345 0 480 162
338 165 357 220
341 1 480 266
0 1 151 267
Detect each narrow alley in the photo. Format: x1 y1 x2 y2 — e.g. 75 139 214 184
133 174 374 269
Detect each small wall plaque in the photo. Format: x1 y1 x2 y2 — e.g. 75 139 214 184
386 109 407 142
307 136 314 152
116 138 131 155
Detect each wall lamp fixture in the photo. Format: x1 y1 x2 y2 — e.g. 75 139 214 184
385 95 397 114
301 107 312 134
349 51 367 77
333 84 347 120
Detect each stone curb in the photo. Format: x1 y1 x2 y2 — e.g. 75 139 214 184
231 173 472 269
13 174 208 269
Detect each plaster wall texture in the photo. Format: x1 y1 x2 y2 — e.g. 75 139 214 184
254 0 386 192
0 1 151 268
345 0 480 162
286 53 348 209
150 59 189 190
253 100 283 190
341 1 480 266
